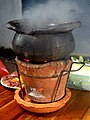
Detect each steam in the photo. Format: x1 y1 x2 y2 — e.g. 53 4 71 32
23 0 80 27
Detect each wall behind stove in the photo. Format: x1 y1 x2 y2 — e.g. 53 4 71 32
0 0 22 48
1 0 90 56
22 0 90 56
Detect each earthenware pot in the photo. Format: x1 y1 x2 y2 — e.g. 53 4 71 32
7 20 81 62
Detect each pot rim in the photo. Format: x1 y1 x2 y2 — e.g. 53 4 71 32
7 19 81 35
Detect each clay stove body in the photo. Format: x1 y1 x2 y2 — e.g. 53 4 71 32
14 57 72 113
16 56 72 103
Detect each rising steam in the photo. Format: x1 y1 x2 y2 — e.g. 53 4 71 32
23 0 80 27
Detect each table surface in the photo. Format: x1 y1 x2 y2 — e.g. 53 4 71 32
0 58 90 120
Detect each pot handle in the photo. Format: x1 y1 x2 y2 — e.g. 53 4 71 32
6 57 24 97
70 62 85 72
61 61 85 76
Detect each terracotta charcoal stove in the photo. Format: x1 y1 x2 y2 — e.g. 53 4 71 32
7 19 84 113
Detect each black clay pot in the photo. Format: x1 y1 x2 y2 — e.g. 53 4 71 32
7 19 81 62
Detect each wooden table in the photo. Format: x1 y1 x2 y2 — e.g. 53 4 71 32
0 84 90 120
0 58 90 120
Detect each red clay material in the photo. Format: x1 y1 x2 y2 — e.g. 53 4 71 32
14 88 71 113
15 56 72 103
